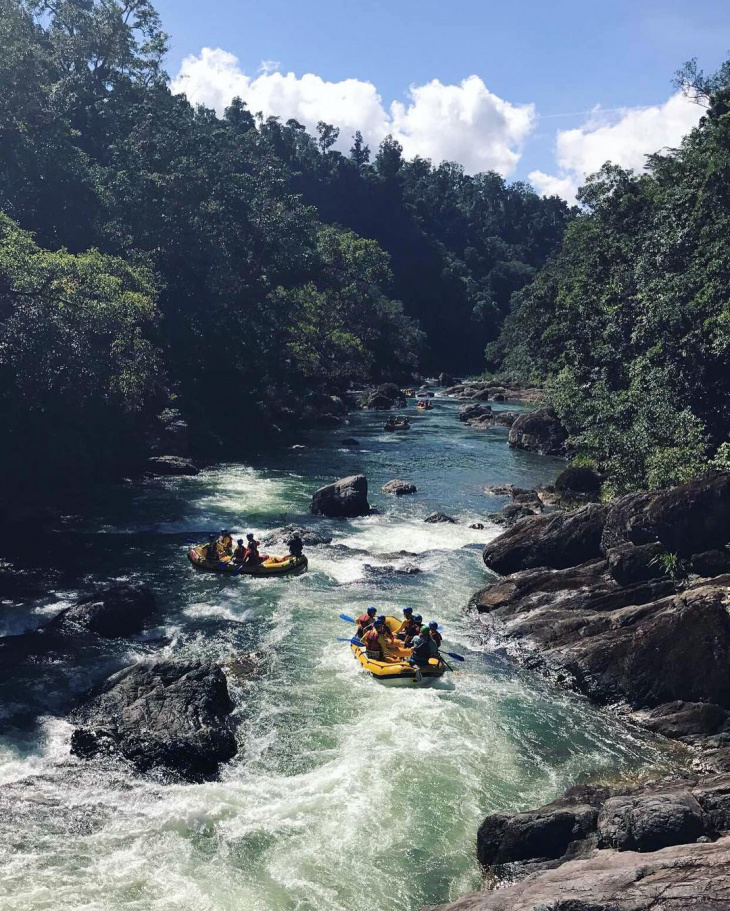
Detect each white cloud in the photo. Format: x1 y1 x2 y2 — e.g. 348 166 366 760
529 92 705 203
171 48 535 177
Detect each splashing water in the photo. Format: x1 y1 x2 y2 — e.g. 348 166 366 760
0 400 678 910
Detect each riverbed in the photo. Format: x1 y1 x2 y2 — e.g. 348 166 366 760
0 397 676 911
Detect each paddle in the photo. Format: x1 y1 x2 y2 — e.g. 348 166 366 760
339 613 356 623
337 636 363 646
444 651 465 662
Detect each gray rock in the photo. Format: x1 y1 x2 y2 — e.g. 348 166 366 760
508 409 568 456
310 475 370 518
692 549 730 578
381 480 417 496
646 701 728 739
71 660 236 781
260 525 332 547
597 792 705 852
425 512 457 524
607 543 667 586
483 504 608 575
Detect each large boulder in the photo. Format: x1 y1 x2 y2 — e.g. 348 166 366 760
438 372 454 387
606 543 667 586
425 512 457 524
45 584 157 639
508 409 568 456
483 504 609 575
645 701 728 739
146 455 199 476
362 383 405 410
597 792 705 852
0 584 157 677
71 660 236 781
381 480 417 496
310 475 370 518
602 473 730 557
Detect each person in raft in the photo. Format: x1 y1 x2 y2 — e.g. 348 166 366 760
428 620 442 648
357 606 377 636
287 534 304 558
205 539 220 562
233 539 247 563
395 607 417 640
243 533 265 565
363 618 395 661
409 624 439 681
403 613 423 646
218 529 233 556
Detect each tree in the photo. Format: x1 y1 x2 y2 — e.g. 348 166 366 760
349 130 370 169
374 134 403 180
316 120 340 154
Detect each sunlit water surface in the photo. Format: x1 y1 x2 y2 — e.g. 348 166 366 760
0 399 677 910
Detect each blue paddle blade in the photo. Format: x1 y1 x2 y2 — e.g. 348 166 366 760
337 636 363 645
445 651 465 662
339 613 356 623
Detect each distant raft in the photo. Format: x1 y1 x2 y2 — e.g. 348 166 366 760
351 616 446 687
188 546 308 577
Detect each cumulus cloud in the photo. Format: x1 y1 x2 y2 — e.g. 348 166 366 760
529 92 705 203
171 48 535 177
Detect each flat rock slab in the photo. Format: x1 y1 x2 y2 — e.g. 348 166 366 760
422 836 730 911
71 659 236 781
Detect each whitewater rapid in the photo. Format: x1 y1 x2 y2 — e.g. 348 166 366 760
0 403 676 911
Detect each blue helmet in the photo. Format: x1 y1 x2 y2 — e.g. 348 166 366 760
403 606 413 615
429 621 438 630
377 615 387 624
414 614 423 623
367 607 377 616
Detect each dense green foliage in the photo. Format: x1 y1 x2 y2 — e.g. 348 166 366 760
491 72 730 492
0 0 568 490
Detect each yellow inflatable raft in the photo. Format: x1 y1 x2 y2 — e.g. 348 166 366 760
351 616 446 686
188 545 308 577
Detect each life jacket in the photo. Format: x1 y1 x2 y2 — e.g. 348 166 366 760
431 630 443 648
233 545 246 562
357 613 375 633
244 546 261 564
400 617 417 636
220 535 233 552
363 628 382 654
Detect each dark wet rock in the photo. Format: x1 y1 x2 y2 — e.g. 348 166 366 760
492 393 505 402
310 474 370 518
261 525 332 547
425 512 457 524
601 473 730 557
0 584 157 676
484 484 518 497
341 438 359 446
692 549 730 578
362 563 422 579
597 792 705 852
508 409 568 456
439 372 454 387
606 542 667 586
70 660 236 781
477 573 730 710
459 403 492 423
645 701 728 739
555 466 601 496
488 503 540 527
471 388 492 402
146 455 199 476
381 480 417 496
470 523 485 530
362 383 406 410
482 504 608 575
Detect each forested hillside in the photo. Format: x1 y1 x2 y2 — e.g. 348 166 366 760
490 63 730 494
0 0 570 492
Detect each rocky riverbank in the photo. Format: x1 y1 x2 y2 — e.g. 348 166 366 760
426 472 730 910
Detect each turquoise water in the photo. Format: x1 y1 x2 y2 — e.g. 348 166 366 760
0 398 675 910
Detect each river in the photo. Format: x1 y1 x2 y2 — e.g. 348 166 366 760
0 396 675 911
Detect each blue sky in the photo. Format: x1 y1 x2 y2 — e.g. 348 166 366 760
155 0 730 199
